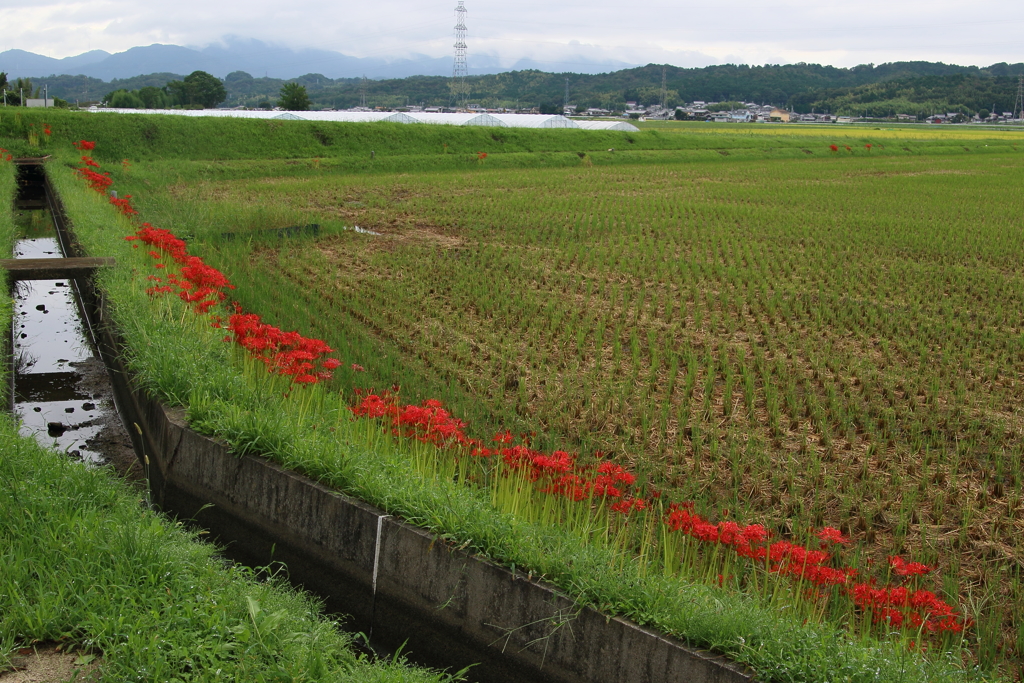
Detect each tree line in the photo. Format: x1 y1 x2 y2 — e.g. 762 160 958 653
14 60 1024 117
0 74 69 107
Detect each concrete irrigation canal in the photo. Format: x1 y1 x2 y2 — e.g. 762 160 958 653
5 161 135 473
4 159 752 683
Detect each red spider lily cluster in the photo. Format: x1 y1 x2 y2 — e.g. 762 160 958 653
227 310 340 383
477 152 488 160
109 195 139 216
127 224 233 313
849 582 963 633
350 390 967 637
352 393 472 447
75 163 113 194
0 148 11 162
73 143 141 215
69 140 342 385
126 227 341 382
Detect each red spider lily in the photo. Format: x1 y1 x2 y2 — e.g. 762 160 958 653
352 393 475 447
493 430 514 444
817 526 851 545
888 555 934 578
351 363 365 372
477 152 488 160
865 143 872 150
829 144 839 152
75 167 113 193
43 124 51 136
848 581 964 633
73 140 96 151
227 312 338 382
110 195 138 216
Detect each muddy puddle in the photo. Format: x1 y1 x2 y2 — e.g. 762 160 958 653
9 167 137 472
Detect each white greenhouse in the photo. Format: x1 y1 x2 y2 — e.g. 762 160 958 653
90 108 639 132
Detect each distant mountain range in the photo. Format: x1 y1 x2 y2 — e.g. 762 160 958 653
0 38 636 81
4 41 1021 118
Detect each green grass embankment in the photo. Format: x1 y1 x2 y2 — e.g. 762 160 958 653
0 109 1017 170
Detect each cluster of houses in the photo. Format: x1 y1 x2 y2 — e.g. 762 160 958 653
577 101 842 123
259 100 1022 125
570 100 1024 125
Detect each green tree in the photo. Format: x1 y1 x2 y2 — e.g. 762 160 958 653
5 77 35 106
106 89 146 108
166 71 226 108
278 82 310 111
138 86 171 109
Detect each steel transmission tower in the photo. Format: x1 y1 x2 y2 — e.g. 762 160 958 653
450 2 470 109
1014 75 1024 123
661 66 667 110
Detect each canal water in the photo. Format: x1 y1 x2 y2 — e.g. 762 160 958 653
10 165 136 471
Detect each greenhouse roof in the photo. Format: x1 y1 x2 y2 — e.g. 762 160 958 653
574 120 641 132
488 114 579 129
405 112 505 127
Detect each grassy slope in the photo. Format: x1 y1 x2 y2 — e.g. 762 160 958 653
0 109 1018 165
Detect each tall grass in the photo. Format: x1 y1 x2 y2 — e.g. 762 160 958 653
0 161 15 258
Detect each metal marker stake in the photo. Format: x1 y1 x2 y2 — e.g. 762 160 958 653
368 514 391 647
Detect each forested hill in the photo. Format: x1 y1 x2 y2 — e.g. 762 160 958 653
15 60 1024 115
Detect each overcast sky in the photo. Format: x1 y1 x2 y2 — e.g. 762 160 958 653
2 0 1023 70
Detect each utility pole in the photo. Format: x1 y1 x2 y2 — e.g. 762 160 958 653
450 1 469 110
564 77 569 114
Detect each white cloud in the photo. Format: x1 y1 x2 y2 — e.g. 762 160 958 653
1 0 1022 69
